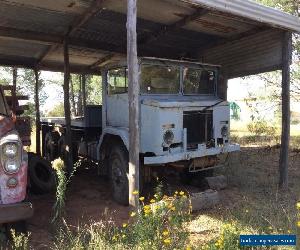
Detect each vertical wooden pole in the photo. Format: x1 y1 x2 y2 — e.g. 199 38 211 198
127 0 140 207
34 69 41 156
82 74 86 114
78 75 83 116
279 32 292 190
12 67 17 113
63 38 73 173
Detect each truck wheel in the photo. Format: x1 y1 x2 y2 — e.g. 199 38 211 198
45 131 60 161
6 220 27 235
109 144 129 206
29 155 56 194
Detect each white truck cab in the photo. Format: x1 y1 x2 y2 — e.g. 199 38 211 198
98 57 240 204
102 57 239 163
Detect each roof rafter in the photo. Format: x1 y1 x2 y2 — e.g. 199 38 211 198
90 54 115 69
138 8 209 45
36 0 107 66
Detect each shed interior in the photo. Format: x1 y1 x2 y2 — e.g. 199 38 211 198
0 0 299 78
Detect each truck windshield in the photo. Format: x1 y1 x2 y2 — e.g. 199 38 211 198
141 64 180 94
183 67 216 95
0 89 8 116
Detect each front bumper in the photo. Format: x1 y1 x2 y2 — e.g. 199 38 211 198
144 143 240 165
0 202 33 224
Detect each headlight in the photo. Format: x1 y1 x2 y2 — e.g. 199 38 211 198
163 130 174 145
3 143 18 158
221 126 228 138
4 160 20 174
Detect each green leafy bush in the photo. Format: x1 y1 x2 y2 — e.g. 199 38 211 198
203 223 241 250
247 120 277 136
53 190 192 250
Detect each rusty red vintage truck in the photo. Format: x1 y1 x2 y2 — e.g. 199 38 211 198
0 86 33 229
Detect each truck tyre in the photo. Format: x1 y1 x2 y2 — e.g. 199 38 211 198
29 155 55 194
45 131 60 161
109 143 129 206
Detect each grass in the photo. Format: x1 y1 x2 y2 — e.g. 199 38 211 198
14 125 299 249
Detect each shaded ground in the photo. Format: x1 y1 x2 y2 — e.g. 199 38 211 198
27 147 300 249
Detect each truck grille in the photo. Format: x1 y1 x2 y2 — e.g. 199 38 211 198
183 110 213 149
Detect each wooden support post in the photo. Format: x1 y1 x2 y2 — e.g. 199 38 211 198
127 0 140 207
279 32 292 190
63 38 73 173
34 69 41 155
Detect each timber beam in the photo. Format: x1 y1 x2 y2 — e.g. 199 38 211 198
90 53 115 69
138 8 209 45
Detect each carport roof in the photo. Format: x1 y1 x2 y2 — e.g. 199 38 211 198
0 0 299 76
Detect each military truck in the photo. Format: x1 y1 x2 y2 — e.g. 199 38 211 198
41 57 240 205
0 86 33 227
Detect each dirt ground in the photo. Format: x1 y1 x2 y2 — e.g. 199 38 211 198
27 147 300 249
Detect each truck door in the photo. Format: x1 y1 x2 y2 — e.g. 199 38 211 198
106 68 129 127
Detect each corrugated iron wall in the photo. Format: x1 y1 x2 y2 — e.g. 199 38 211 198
200 29 284 79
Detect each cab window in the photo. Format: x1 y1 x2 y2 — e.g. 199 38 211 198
107 68 128 95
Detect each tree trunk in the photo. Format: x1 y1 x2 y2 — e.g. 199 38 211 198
34 69 41 156
82 74 86 114
279 32 292 190
12 67 17 113
127 0 140 207
77 75 83 116
70 76 76 116
63 38 73 174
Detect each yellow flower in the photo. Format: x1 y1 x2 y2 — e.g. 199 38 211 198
163 238 171 245
144 205 151 210
171 206 176 211
122 234 126 239
179 191 185 196
162 230 169 236
132 190 139 195
268 226 272 230
122 223 127 228
130 212 136 217
144 209 151 214
297 221 300 227
175 191 178 195
112 235 117 241
150 199 156 203
139 196 145 201
52 158 65 171
288 230 291 233
186 245 192 250
297 202 300 209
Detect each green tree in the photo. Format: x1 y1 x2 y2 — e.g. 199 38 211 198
47 103 65 117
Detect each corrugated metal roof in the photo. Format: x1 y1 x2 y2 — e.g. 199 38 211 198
0 0 297 77
184 0 300 33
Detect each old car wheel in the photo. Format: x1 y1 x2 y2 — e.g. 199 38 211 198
45 131 60 162
29 155 56 194
109 144 129 206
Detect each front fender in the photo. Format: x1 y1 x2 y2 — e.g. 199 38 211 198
97 127 129 160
